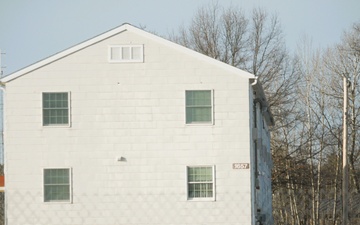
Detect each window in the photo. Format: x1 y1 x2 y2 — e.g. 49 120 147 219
42 92 69 126
185 90 213 124
109 45 143 62
43 168 71 202
187 166 215 200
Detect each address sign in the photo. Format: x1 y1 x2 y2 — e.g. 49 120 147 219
233 163 250 169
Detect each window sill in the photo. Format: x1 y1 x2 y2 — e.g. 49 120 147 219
187 197 216 202
109 60 144 63
43 200 72 204
42 124 71 128
185 122 214 126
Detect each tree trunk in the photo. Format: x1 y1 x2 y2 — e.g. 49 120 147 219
332 151 340 225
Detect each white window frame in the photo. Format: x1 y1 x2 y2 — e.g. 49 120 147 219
108 45 144 63
186 165 216 201
42 92 71 127
43 167 72 203
185 90 214 125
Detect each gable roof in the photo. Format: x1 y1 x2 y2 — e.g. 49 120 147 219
1 23 273 125
1 23 255 83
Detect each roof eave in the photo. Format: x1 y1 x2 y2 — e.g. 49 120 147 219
1 24 131 83
1 23 255 83
250 78 275 126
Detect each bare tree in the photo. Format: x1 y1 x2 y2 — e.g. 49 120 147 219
169 4 360 225
170 4 302 225
324 23 360 195
170 3 298 114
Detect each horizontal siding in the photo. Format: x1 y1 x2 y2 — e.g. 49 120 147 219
5 30 254 225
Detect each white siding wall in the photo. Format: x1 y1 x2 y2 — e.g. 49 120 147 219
4 31 254 225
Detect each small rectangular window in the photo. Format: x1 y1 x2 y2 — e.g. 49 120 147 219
187 166 215 200
42 92 70 126
109 45 144 62
186 90 213 124
44 168 71 202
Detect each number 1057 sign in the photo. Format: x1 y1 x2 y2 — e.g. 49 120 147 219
233 163 250 169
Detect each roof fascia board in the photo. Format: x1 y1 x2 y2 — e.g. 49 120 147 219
125 25 254 79
1 25 128 83
250 78 274 126
2 23 254 83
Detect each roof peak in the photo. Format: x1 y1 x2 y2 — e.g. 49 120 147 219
1 23 253 83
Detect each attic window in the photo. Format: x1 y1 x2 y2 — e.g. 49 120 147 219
109 45 143 62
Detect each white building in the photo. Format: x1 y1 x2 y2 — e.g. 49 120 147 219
1 23 273 225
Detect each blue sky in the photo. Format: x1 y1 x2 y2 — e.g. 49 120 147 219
0 0 359 75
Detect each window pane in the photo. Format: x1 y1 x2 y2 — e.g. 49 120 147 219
188 167 195 182
186 90 211 106
111 47 121 60
205 167 213 181
186 107 211 123
132 46 142 60
57 93 68 108
122 47 131 60
44 185 70 201
44 169 69 185
188 183 213 198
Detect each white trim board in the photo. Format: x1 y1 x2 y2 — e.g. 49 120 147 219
1 23 254 83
